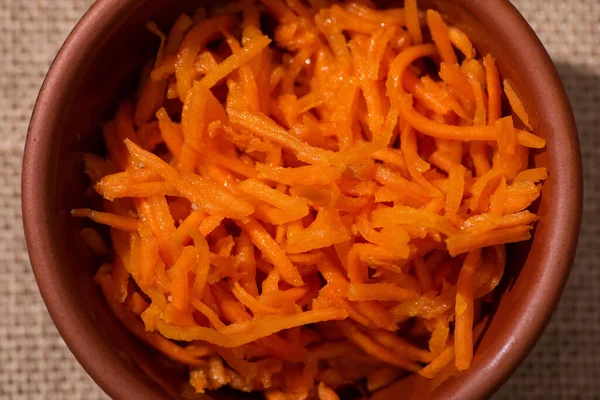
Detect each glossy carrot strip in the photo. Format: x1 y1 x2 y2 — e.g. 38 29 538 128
316 10 353 73
344 3 406 27
387 43 437 104
228 110 331 164
137 230 159 288
347 283 420 302
455 249 482 370
71 209 140 232
403 69 451 116
513 167 548 183
404 0 422 44
337 320 421 371
137 196 180 266
374 165 433 205
111 258 130 303
516 130 546 149
286 209 351 254
191 298 226 330
190 230 210 298
156 308 348 346
330 77 359 149
180 83 226 171
419 343 455 379
495 116 517 158
285 0 314 20
165 14 193 55
444 164 466 216
428 317 450 354
97 181 178 200
237 178 309 217
470 78 487 127
238 218 304 287
446 225 532 257
320 288 372 328
370 206 459 236
440 62 475 104
330 5 382 34
504 80 533 130
231 280 282 315
469 141 491 177
399 95 496 141
199 35 271 90
426 10 458 65
212 282 252 324
256 163 342 186
448 27 474 59
175 15 237 100
462 210 538 234
484 54 501 125
259 0 297 21
235 232 259 297
175 209 203 236
169 247 198 310
156 108 183 159
369 329 434 363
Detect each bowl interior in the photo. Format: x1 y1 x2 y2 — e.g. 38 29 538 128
23 0 581 399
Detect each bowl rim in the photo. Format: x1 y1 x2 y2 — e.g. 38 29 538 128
22 1 172 399
22 0 583 399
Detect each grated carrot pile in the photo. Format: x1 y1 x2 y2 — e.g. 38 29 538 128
73 0 546 398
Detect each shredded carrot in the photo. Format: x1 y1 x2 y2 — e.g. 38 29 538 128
504 79 533 130
347 283 420 302
404 0 422 45
484 54 502 125
426 10 458 65
74 1 546 397
337 320 421 371
157 308 348 345
448 27 475 59
454 250 482 370
71 208 140 232
513 167 548 183
418 342 455 379
238 218 304 287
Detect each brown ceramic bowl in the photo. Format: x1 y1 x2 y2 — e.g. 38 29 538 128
22 0 582 399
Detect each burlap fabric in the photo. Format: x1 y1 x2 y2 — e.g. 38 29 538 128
0 0 597 398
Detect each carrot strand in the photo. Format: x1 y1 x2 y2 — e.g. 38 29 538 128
79 2 545 394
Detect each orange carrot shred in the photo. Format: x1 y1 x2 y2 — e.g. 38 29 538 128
455 249 482 371
504 79 533 130
426 10 458 65
484 54 502 125
78 1 546 395
405 0 422 45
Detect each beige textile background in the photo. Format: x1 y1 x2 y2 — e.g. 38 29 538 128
0 0 598 398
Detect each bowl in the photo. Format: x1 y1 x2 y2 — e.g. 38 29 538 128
22 0 582 399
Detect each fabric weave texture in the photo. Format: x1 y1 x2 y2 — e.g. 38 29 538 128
0 0 597 398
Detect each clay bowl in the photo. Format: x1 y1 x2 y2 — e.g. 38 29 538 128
22 0 582 399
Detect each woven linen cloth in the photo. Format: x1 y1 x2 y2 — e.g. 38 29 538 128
0 0 597 398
